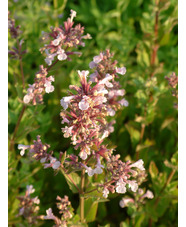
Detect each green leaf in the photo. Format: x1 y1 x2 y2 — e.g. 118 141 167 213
120 222 129 227
135 214 145 227
61 170 81 193
160 118 174 130
125 123 140 146
149 161 159 179
84 198 98 223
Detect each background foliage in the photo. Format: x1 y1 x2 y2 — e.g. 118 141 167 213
8 0 178 226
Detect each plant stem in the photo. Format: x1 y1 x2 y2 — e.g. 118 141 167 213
150 0 159 77
80 162 85 223
46 59 59 72
9 105 26 151
84 180 115 195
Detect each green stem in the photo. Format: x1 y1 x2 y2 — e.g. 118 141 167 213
150 0 159 77
84 180 115 195
80 162 85 223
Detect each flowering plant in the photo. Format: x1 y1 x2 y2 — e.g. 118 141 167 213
8 1 178 226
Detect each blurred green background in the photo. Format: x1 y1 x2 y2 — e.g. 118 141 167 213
8 0 178 226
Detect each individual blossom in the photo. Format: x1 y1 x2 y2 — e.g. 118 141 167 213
18 144 30 156
119 197 135 208
129 159 145 171
102 187 109 198
116 178 127 194
141 190 154 199
43 157 61 170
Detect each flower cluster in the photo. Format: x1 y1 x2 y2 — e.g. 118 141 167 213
23 65 54 105
18 135 61 170
60 70 110 160
40 9 91 66
8 11 22 39
23 9 91 105
100 157 146 198
17 185 40 224
8 12 26 59
119 188 154 208
88 49 128 116
43 196 73 227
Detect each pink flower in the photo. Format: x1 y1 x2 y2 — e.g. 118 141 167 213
44 157 61 169
130 159 145 171
32 196 40 204
44 208 56 220
142 190 154 199
93 53 103 63
101 130 109 140
62 126 74 138
118 98 129 107
44 80 54 93
70 9 77 21
61 117 70 124
18 144 30 156
78 70 89 80
94 158 104 174
89 72 98 82
79 150 88 160
102 187 109 198
127 180 138 192
119 197 134 208
89 61 97 69
45 53 56 66
99 74 113 86
26 185 35 195
60 96 75 110
57 47 67 61
79 96 90 110
107 108 115 116
85 166 95 176
116 67 126 75
23 84 35 104
116 178 127 194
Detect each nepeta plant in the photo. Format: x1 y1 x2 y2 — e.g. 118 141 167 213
10 9 153 226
